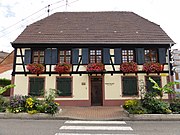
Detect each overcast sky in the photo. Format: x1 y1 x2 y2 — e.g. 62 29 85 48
0 0 179 52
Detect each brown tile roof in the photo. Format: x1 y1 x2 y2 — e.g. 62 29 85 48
12 12 174 45
0 64 12 74
0 51 14 73
0 51 9 62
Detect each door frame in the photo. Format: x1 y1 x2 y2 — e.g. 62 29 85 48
89 75 104 106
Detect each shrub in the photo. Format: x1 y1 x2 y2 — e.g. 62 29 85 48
25 97 41 114
170 99 180 114
43 89 60 115
8 95 27 113
44 101 59 115
0 78 11 86
123 99 146 114
123 100 139 110
0 95 9 112
142 93 171 114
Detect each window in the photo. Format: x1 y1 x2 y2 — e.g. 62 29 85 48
58 50 71 63
32 50 45 64
89 49 102 63
144 49 157 62
56 77 72 96
29 77 44 96
122 77 138 96
122 49 134 62
145 76 161 93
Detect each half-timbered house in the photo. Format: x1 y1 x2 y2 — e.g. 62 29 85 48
11 12 174 106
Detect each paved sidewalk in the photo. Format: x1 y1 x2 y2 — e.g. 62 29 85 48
59 106 129 120
1 106 180 120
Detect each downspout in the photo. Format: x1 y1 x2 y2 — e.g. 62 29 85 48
167 43 174 99
167 43 173 78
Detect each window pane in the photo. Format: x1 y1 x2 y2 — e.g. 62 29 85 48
144 49 157 62
33 50 44 64
90 50 95 55
90 56 95 63
33 57 38 63
122 49 134 63
66 50 71 55
59 57 64 63
33 51 38 56
59 50 71 63
39 57 44 64
40 51 44 56
96 50 101 55
66 57 71 63
60 51 64 55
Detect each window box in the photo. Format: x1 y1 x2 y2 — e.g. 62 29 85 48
143 62 164 73
87 63 105 72
120 61 138 73
54 63 71 74
26 63 45 74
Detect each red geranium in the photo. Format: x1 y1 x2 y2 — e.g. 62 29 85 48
143 62 163 73
26 63 45 74
120 61 138 73
54 63 71 74
87 63 105 72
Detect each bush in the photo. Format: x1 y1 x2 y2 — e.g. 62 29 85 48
123 99 147 114
44 101 59 115
2 89 60 115
0 95 9 112
170 99 180 114
8 95 27 113
0 78 11 86
142 93 171 114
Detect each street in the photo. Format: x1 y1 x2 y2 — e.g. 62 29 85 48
0 119 180 135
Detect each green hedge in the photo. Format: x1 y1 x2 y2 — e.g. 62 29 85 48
0 78 11 86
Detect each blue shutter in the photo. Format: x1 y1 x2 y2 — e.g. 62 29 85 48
158 48 166 64
45 48 58 64
51 49 58 64
24 50 31 64
136 48 144 64
82 48 89 64
103 48 110 64
72 48 79 64
45 49 51 64
114 48 122 64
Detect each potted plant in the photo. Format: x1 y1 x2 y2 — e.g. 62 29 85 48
120 61 138 73
26 63 45 74
142 62 164 73
54 62 71 74
87 63 105 72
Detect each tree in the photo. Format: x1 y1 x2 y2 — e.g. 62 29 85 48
149 77 180 100
0 84 15 95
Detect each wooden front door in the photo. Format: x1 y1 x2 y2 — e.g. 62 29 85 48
91 77 103 106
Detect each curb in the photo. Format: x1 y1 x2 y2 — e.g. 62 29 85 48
1 110 180 121
128 114 180 121
124 110 180 121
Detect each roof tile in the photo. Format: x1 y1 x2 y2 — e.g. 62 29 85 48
13 12 174 45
